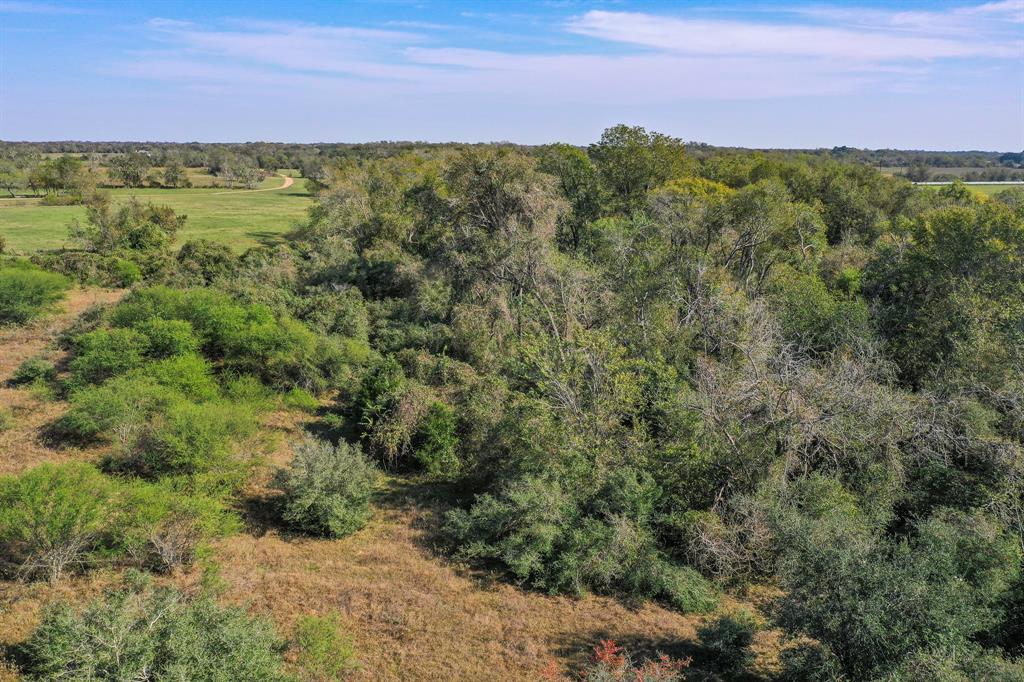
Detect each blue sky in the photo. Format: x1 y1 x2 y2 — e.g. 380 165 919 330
1 0 1021 149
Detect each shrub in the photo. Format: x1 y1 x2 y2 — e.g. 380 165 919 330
0 260 69 324
413 401 461 477
129 353 219 401
0 408 12 432
275 438 379 538
223 373 275 406
31 251 140 287
132 317 200 358
576 640 690 682
444 473 717 612
107 256 142 286
294 612 359 680
0 463 116 582
58 375 183 444
68 327 150 386
283 386 320 412
176 238 236 284
18 575 289 681
118 480 239 572
775 505 1020 679
11 356 56 386
697 610 758 675
40 191 83 206
109 286 346 391
130 400 258 480
298 284 370 340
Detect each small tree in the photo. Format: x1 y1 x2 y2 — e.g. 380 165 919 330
19 575 289 680
163 159 188 188
108 152 151 188
0 463 116 582
275 438 379 538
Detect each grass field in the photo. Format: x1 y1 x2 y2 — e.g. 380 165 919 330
0 175 313 253
920 182 1022 197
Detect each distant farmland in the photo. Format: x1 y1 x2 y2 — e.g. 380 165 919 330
918 182 1023 196
0 174 313 253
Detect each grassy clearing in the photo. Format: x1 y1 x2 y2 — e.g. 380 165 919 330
919 182 1022 197
0 176 312 253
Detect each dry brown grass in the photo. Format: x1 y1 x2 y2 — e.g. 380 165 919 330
213 477 709 681
0 288 124 477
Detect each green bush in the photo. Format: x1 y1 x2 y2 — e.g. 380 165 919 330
18 575 289 681
129 353 220 401
444 473 717 612
129 400 258 480
107 256 142 286
58 375 183 443
283 386 320 412
109 286 346 391
775 504 1020 679
31 251 140 287
0 462 116 582
176 238 236 284
275 438 379 538
294 612 359 680
223 373 275 406
0 462 234 580
11 356 56 386
0 260 70 324
297 284 369 340
697 609 758 675
133 317 200 358
413 401 461 478
118 479 239 572
68 327 150 386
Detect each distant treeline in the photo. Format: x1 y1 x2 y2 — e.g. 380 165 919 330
2 141 1021 204
3 140 1021 169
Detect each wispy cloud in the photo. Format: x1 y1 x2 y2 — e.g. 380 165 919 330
105 1 1021 104
565 8 1020 59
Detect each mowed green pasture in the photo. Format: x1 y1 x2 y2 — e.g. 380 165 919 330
0 176 312 253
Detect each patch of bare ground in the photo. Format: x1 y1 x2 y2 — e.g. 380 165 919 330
0 287 124 476
215 466 782 681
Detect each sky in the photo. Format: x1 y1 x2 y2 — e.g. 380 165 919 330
0 0 1021 150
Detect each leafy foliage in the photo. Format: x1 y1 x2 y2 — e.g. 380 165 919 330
275 438 380 538
18 575 289 681
0 259 69 324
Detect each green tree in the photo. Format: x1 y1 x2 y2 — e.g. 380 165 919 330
108 152 152 188
537 143 601 251
588 124 687 214
162 158 188 188
864 202 1024 389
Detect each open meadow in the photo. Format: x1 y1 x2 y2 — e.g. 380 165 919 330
0 174 312 253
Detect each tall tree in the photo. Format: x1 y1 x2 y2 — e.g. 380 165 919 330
588 125 687 214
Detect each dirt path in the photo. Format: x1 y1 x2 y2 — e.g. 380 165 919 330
212 173 295 195
0 287 125 476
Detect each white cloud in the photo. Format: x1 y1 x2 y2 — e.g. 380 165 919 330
105 2 1021 106
565 9 1020 59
